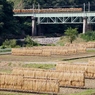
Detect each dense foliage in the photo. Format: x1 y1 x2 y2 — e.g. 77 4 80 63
0 0 31 45
80 31 95 41
1 0 95 45
1 35 40 48
0 0 15 38
22 0 94 9
2 39 17 48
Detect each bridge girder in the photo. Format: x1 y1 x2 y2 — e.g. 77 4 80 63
37 16 95 24
14 12 95 24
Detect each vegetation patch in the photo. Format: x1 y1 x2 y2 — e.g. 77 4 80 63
87 49 95 52
65 89 95 95
22 63 55 69
0 48 11 52
80 31 95 41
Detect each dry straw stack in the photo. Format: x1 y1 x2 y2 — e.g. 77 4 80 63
60 72 84 87
56 62 86 72
22 78 59 93
0 74 23 90
86 42 95 48
64 43 87 53
12 45 87 56
87 59 95 78
0 73 59 94
85 64 95 78
12 67 85 87
88 58 95 65
56 62 95 79
12 67 45 77
65 42 95 49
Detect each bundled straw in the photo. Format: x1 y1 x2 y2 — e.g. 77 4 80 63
0 74 23 90
12 68 85 87
88 58 95 65
56 62 95 78
22 79 59 93
0 73 59 94
11 45 86 56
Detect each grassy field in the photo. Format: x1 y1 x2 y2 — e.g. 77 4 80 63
0 63 55 73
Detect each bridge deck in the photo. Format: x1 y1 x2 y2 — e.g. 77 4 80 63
14 12 95 17
13 9 95 24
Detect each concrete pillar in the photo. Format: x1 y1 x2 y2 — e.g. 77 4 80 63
37 17 43 36
31 16 36 36
83 17 87 34
87 24 92 31
38 24 44 36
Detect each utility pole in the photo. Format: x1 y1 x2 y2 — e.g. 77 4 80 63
33 3 35 15
88 2 90 12
21 0 23 9
38 3 40 13
83 3 85 13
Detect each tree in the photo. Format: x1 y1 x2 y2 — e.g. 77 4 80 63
64 27 78 43
0 0 22 41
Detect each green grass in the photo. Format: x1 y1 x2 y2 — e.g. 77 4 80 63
0 91 33 95
0 69 12 74
0 63 55 73
22 63 55 69
63 89 95 95
0 91 48 95
87 49 95 52
0 48 11 52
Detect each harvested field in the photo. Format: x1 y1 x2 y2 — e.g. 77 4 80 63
0 52 95 95
0 54 63 62
0 52 95 62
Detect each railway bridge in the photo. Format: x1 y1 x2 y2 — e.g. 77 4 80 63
13 8 95 36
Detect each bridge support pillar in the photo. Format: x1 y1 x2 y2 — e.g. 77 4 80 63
83 17 87 34
31 16 36 36
38 24 44 36
87 24 92 31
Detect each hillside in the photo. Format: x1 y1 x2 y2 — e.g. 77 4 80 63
7 0 22 9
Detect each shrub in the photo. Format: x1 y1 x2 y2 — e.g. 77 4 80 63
24 35 40 47
2 39 19 48
80 31 95 41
